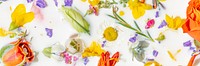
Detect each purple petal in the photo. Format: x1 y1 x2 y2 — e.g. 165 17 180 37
54 0 58 6
83 57 89 65
129 34 138 43
27 0 33 3
183 40 192 47
153 50 158 57
102 40 106 47
147 58 154 61
64 0 73 6
189 47 195 51
73 56 79 61
155 11 159 18
36 0 47 8
158 20 167 29
145 19 155 29
45 28 53 38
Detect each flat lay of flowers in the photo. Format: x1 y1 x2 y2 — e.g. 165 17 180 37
0 0 199 66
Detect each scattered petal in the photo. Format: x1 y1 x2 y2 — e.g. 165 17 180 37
36 0 47 8
129 34 138 43
64 0 73 6
31 2 44 21
64 53 72 64
83 57 89 65
189 47 195 51
183 40 192 47
45 28 53 38
155 32 165 42
155 11 159 18
158 20 167 29
119 10 125 16
54 0 58 6
27 0 33 3
153 50 158 57
145 19 155 29
167 50 176 61
101 40 106 47
73 56 78 61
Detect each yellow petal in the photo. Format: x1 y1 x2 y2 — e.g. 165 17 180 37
165 14 174 28
0 28 8 37
11 4 26 22
15 12 34 26
174 16 182 30
132 7 145 19
144 4 153 10
159 0 166 2
167 50 176 61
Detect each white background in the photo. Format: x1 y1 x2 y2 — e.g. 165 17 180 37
0 0 196 66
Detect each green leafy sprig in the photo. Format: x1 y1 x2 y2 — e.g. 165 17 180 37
107 6 154 42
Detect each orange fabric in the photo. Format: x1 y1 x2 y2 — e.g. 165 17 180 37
182 0 200 42
2 39 34 66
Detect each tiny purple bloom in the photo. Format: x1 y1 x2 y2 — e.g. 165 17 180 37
158 20 167 29
189 47 195 51
27 0 33 3
145 19 155 29
83 57 89 65
36 0 47 8
129 34 138 43
153 50 158 57
147 58 154 61
45 28 53 38
155 11 159 18
102 40 106 47
183 40 192 47
73 56 78 61
54 0 58 6
64 0 73 6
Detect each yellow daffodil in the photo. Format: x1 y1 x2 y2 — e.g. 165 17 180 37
9 4 34 31
128 0 152 19
82 41 105 58
165 14 185 30
88 0 100 6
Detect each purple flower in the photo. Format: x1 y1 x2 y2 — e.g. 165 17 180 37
45 28 53 38
102 41 106 47
27 0 33 3
158 20 167 29
153 50 158 57
155 11 159 18
183 40 192 47
54 0 58 6
64 0 73 6
129 34 138 43
73 56 78 61
36 0 47 8
83 57 89 65
189 47 195 51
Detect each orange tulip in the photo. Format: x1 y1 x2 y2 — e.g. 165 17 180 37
182 0 200 42
2 38 34 66
98 51 119 66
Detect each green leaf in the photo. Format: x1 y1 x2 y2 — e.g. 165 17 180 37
9 22 18 31
134 21 141 32
194 40 200 49
147 31 154 42
42 47 52 58
155 32 165 42
60 6 90 35
0 45 13 58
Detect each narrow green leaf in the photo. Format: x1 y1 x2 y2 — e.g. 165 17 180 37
0 45 13 58
136 32 148 38
147 31 154 42
42 47 52 58
134 21 141 32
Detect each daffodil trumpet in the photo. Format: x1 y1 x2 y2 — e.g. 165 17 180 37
1 38 34 66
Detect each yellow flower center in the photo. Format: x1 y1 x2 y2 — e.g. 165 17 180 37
103 27 118 41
